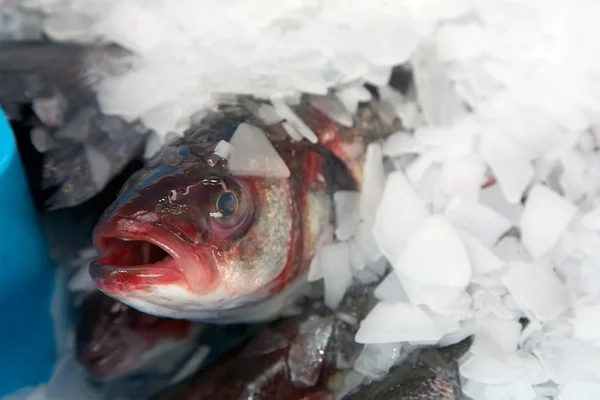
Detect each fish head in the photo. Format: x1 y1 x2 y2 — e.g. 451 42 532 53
90 128 299 322
75 291 194 381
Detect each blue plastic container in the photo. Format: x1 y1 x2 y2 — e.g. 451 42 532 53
0 107 56 397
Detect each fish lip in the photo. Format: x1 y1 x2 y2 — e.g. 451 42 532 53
90 216 192 293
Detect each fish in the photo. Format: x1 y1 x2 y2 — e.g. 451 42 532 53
75 291 205 382
89 97 400 323
0 40 149 210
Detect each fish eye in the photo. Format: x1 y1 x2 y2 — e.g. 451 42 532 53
215 191 238 218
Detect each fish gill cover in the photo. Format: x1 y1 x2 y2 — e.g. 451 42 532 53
4 0 600 400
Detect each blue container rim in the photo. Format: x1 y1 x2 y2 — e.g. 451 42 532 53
0 107 16 176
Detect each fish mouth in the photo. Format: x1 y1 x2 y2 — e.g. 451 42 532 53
90 217 202 294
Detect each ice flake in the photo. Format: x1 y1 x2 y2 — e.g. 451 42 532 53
321 243 353 310
309 94 353 127
374 272 409 302
360 142 386 222
480 183 524 223
382 132 426 157
572 304 600 342
445 198 512 247
435 156 486 206
458 229 505 276
228 123 290 178
560 382 600 400
502 261 571 322
520 184 578 259
397 273 466 314
213 140 232 159
471 318 522 356
395 215 471 288
355 301 444 344
288 315 334 387
581 207 600 230
335 83 372 115
84 145 112 189
373 170 429 266
353 342 402 379
459 351 548 385
270 95 318 143
484 382 537 400
534 338 600 383
480 132 535 204
333 191 361 241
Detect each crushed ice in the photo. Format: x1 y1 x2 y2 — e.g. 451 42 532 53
8 1 600 399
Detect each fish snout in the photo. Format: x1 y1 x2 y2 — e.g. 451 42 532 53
90 216 220 296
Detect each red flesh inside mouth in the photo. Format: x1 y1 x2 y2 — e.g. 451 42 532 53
90 219 191 293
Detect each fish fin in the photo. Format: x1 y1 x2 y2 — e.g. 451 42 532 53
0 41 132 126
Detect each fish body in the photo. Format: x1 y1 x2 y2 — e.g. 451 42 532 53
89 101 386 323
0 41 148 209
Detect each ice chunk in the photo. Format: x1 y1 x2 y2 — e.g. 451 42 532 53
480 182 524 223
270 95 318 143
462 380 487 400
321 243 353 310
30 127 54 153
581 207 600 230
395 215 471 288
334 191 361 241
484 382 537 400
353 220 382 263
309 94 353 127
374 272 409 302
438 318 476 347
213 140 232 160
382 132 426 157
560 382 600 400
373 171 429 266
353 342 402 379
480 132 535 204
169 346 210 385
501 261 571 322
398 273 466 314
307 251 323 282
458 229 505 275
84 145 112 190
411 44 467 126
335 84 372 115
471 318 522 356
459 351 548 385
68 266 96 294
445 198 512 248
288 315 334 387
94 2 175 53
355 301 444 344
360 143 386 222
472 288 519 320
572 304 600 342
520 184 578 259
534 338 600 383
228 123 290 178
435 156 486 206
256 103 282 125
493 236 532 262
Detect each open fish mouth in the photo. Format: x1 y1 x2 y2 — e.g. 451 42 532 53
89 218 191 294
